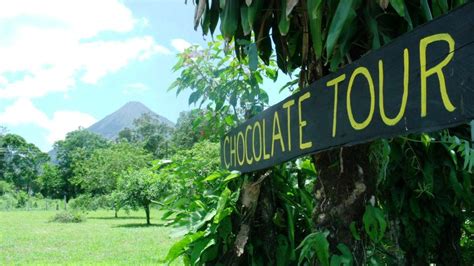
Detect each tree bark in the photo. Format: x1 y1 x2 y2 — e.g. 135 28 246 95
145 204 151 225
312 144 376 261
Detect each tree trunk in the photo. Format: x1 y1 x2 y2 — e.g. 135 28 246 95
312 144 376 261
255 177 276 264
436 215 461 265
145 204 150 225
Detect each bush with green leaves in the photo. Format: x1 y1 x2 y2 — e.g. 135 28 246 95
119 167 173 225
50 211 86 223
163 153 319 265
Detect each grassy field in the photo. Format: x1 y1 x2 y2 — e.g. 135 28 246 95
0 209 182 265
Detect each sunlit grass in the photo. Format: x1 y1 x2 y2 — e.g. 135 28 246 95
0 209 181 265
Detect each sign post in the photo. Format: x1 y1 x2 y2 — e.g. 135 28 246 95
221 2 474 173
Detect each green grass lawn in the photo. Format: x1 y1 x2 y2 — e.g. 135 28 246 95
0 209 182 265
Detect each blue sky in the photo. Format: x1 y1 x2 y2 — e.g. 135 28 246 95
0 0 291 151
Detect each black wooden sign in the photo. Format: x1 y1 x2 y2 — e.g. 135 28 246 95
221 2 474 173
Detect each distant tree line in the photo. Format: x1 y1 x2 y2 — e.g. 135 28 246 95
0 110 205 223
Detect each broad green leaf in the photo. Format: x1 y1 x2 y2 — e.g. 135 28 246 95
326 0 355 58
204 172 222 182
390 0 413 29
190 237 216 265
420 0 433 21
278 0 290 36
165 231 205 263
314 232 330 266
223 171 240 182
349 221 361 240
214 187 231 223
248 43 258 71
285 204 296 260
247 0 263 27
188 91 201 105
389 0 405 17
363 205 387 243
240 6 251 36
307 0 323 58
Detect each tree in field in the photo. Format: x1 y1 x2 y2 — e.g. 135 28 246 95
37 163 63 198
168 0 473 264
74 141 152 195
0 134 48 194
118 168 172 225
54 129 109 200
118 113 174 158
73 141 152 217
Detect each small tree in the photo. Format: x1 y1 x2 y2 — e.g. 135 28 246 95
118 168 172 225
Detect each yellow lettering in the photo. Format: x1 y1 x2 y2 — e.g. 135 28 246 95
347 66 375 130
282 100 295 151
326 74 346 137
237 131 245 166
420 33 456 117
252 121 262 162
223 136 230 168
271 111 285 157
379 49 409 126
298 92 313 149
229 134 237 167
262 119 270 159
245 125 253 165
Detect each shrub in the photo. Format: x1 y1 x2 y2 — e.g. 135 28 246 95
0 181 13 195
0 193 18 210
15 191 28 208
50 211 86 223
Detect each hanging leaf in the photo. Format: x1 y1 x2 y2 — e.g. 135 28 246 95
209 0 220 34
365 8 381 49
194 0 207 30
248 42 258 71
432 0 449 17
241 6 252 35
326 0 355 59
420 0 433 21
220 0 239 40
279 0 291 36
389 0 413 29
286 0 300 17
247 0 263 28
307 0 323 58
379 0 389 10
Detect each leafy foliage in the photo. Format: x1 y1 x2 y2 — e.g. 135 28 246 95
169 37 277 138
376 129 474 264
186 0 473 264
118 167 173 225
73 141 152 195
0 134 48 194
171 110 204 150
192 0 467 79
50 211 86 223
118 113 174 158
55 129 110 200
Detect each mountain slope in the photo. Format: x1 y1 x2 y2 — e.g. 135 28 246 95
87 101 174 140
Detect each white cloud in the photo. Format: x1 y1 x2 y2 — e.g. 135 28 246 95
171 38 192 52
123 83 150 95
0 99 96 144
0 0 171 100
46 111 97 144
